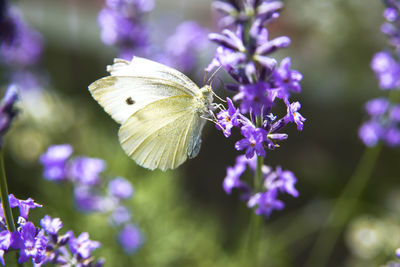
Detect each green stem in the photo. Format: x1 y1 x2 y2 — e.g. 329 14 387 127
0 150 15 232
305 91 400 266
245 115 265 266
305 144 382 267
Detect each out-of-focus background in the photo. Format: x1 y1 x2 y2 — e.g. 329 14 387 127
1 0 400 266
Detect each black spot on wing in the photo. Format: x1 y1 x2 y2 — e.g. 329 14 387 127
126 97 135 105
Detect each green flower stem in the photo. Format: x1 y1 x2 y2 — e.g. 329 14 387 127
0 150 15 232
305 144 382 267
245 115 265 266
0 150 21 266
305 90 399 267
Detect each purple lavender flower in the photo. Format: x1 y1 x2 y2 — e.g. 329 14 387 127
108 177 134 199
209 0 304 217
212 0 283 27
248 190 284 218
385 126 400 146
8 194 42 219
73 186 103 212
371 52 400 89
69 232 100 259
285 102 306 131
234 82 274 115
359 121 383 147
162 21 208 72
11 222 48 264
272 57 303 101
365 98 390 116
389 105 400 121
223 161 246 194
216 98 240 137
118 223 143 254
40 215 62 236
41 144 142 254
0 7 43 67
98 0 153 59
0 85 18 146
69 157 106 185
264 166 299 197
109 206 131 226
0 231 10 265
40 144 73 181
235 125 267 158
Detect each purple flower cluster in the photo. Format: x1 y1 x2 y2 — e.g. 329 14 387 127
208 1 304 217
0 85 18 147
40 144 143 254
360 0 400 147
359 98 400 147
223 155 298 217
0 195 103 266
98 0 154 59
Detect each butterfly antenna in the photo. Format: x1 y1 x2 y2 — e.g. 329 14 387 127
206 65 223 86
203 70 209 85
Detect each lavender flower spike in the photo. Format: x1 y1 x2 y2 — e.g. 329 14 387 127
0 85 18 147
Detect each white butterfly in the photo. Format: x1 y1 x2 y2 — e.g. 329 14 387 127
88 56 214 171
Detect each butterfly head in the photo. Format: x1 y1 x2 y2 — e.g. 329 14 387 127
198 85 214 109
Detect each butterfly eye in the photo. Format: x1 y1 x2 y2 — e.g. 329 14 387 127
126 97 135 105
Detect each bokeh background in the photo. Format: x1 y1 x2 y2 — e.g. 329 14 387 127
1 0 400 266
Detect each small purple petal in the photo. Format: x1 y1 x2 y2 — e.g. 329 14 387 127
118 224 143 254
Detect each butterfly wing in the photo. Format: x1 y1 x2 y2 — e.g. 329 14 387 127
118 95 203 170
88 57 200 124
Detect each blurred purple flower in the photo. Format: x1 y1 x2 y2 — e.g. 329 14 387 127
359 121 382 147
73 186 103 212
389 105 400 121
69 157 106 185
118 224 143 254
0 85 18 146
0 7 43 67
248 190 284 218
98 0 153 59
109 206 131 226
162 21 208 72
40 144 73 181
223 161 246 194
385 127 400 146
108 177 134 199
371 51 400 89
365 98 390 116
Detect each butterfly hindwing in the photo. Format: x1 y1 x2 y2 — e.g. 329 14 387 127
118 95 199 170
